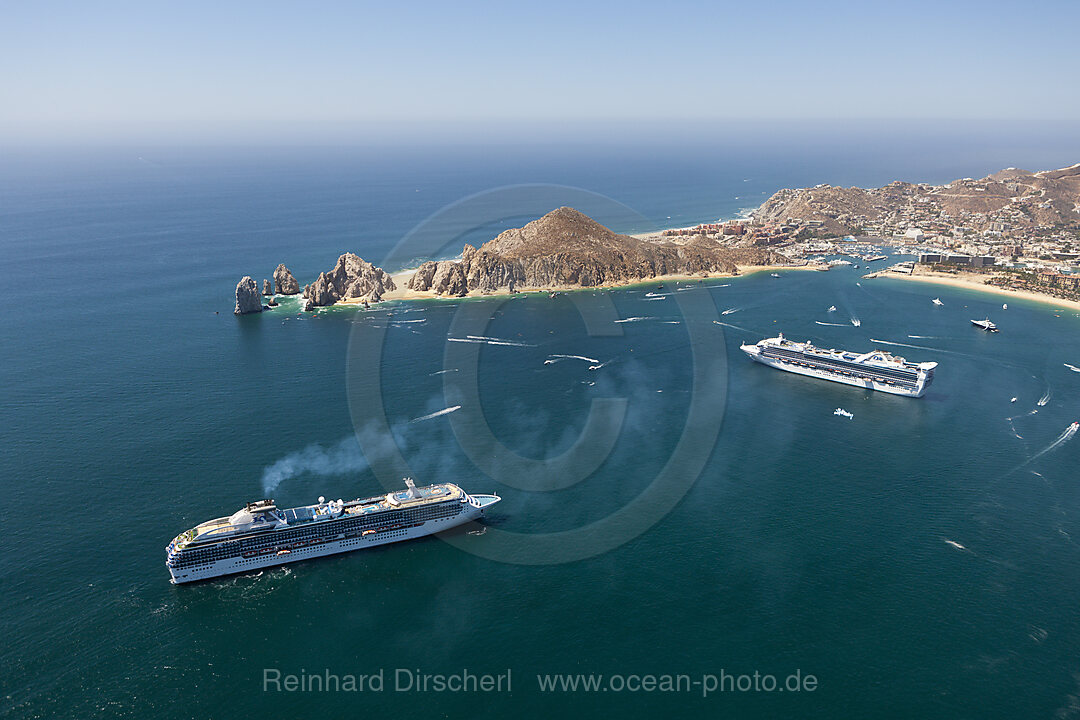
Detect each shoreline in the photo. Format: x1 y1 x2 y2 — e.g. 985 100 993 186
334 263 819 306
866 270 1080 313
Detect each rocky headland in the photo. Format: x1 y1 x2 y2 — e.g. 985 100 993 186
301 253 397 309
232 207 795 312
405 207 790 297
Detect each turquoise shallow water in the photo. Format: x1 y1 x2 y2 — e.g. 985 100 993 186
3 141 1080 718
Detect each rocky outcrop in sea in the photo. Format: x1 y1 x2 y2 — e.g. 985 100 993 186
274 264 300 295
261 279 278 305
406 207 788 296
234 276 263 314
301 253 396 308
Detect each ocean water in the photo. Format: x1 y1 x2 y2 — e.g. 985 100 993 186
3 135 1080 718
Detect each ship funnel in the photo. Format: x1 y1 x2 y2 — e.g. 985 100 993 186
404 477 420 499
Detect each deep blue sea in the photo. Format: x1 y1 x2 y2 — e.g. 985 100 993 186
3 129 1080 718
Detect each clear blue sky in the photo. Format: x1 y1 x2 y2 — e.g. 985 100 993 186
2 0 1078 143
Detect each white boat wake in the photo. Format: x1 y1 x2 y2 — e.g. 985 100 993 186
614 316 650 323
1007 407 1039 421
1007 419 1024 440
645 291 672 297
871 338 936 352
943 539 969 552
815 321 848 327
850 316 861 327
1032 422 1078 457
1037 388 1052 407
448 337 534 347
833 408 853 419
1011 422 1079 472
544 354 600 365
1065 363 1080 373
411 405 461 423
428 368 459 376
721 308 740 315
712 320 755 334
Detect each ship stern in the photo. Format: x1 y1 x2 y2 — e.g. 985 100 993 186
913 363 937 398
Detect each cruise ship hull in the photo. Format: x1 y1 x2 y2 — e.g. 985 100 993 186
741 345 931 397
167 495 497 584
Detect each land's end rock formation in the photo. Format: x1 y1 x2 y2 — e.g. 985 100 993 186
274 264 300 295
407 207 788 296
408 260 468 296
234 277 263 314
261 279 278 306
302 253 396 308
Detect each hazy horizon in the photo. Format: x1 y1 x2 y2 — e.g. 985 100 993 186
3 119 1080 153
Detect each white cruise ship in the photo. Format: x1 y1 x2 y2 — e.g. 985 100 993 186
740 334 937 397
165 479 500 583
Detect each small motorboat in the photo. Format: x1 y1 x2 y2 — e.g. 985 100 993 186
827 305 837 312
833 408 854 419
1002 303 1008 310
971 318 998 332
771 273 781 278
932 298 943 306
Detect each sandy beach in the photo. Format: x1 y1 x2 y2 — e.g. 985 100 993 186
867 270 1080 313
335 263 821 306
